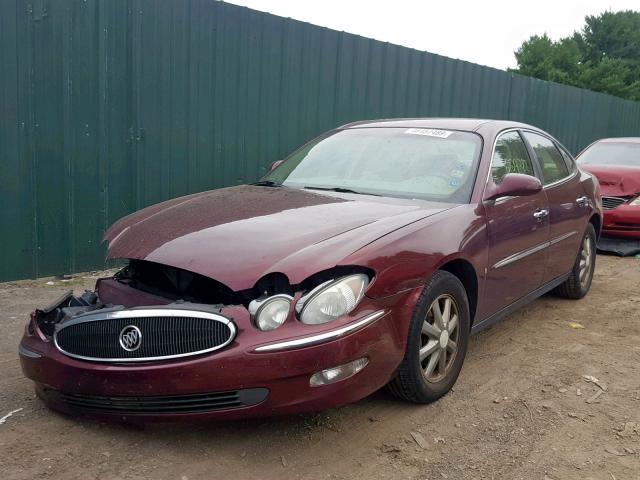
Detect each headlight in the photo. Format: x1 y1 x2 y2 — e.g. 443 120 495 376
297 274 369 325
630 196 640 206
249 294 292 331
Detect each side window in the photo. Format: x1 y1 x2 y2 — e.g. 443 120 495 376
491 131 535 184
558 145 577 173
523 132 570 185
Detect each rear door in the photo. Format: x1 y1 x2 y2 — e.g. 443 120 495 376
521 131 588 283
483 130 550 315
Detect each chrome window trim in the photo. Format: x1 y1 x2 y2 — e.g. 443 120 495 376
540 169 578 190
492 230 578 269
252 310 387 353
53 308 237 363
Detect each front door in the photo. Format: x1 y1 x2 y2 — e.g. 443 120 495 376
522 131 588 283
483 130 550 316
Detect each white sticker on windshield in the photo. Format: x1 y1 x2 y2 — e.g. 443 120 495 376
404 128 453 138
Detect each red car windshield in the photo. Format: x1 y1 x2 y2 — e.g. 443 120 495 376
264 127 482 203
578 141 640 167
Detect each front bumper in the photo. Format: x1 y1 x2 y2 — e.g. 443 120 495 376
19 287 418 422
603 205 640 239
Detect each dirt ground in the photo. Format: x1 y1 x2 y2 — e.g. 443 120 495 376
0 255 639 480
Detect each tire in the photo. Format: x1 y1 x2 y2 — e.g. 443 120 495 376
554 223 597 299
388 270 470 404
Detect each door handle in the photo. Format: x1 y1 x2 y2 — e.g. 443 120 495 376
576 196 589 206
533 209 549 221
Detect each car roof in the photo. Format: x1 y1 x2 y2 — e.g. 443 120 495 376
339 117 533 132
594 137 640 144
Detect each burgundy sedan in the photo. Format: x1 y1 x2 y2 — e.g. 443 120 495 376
20 119 602 422
577 137 640 239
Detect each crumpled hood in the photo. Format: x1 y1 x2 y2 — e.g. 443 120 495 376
105 185 454 291
580 164 640 197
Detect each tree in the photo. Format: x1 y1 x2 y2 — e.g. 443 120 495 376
514 34 584 86
582 11 640 63
512 10 640 101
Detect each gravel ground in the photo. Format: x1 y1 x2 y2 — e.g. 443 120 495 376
0 255 639 480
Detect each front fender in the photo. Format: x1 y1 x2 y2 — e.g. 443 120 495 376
343 204 488 298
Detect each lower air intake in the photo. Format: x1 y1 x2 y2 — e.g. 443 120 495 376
44 388 269 414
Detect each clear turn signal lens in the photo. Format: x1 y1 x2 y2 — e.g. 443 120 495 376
309 357 369 387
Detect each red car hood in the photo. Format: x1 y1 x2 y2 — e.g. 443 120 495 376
104 185 454 290
580 164 640 197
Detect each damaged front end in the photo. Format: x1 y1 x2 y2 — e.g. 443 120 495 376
28 280 237 364
30 289 102 338
18 259 407 421
27 259 249 350
26 259 378 363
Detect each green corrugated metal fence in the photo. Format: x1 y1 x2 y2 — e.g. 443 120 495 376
2 0 640 281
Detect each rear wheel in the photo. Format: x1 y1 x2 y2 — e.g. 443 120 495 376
388 271 470 403
554 224 597 299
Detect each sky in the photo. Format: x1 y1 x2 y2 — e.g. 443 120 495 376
226 0 639 70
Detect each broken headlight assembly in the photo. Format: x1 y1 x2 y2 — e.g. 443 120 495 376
248 272 370 330
296 274 369 325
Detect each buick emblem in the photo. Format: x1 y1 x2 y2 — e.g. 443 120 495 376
119 325 142 352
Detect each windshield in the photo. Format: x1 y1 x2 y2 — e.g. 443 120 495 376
263 127 482 203
578 142 640 167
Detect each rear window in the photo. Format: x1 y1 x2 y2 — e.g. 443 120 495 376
578 142 640 167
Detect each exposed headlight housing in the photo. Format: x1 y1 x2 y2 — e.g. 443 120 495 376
630 196 640 206
249 294 292 331
296 274 369 325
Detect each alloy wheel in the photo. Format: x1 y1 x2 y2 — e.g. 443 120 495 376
579 235 593 287
419 294 460 383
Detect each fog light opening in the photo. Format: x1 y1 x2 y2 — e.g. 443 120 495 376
309 357 369 387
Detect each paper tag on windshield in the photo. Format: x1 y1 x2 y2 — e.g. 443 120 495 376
404 128 453 138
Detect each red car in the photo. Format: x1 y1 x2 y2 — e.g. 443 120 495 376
20 119 602 422
577 137 640 239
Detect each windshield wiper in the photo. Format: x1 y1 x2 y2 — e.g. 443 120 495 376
251 180 282 187
303 186 380 196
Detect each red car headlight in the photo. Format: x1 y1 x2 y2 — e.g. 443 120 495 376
248 294 293 331
296 274 369 325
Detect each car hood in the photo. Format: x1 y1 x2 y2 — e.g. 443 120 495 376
580 164 640 197
105 185 455 291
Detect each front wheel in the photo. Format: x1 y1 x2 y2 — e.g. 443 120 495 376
387 271 470 404
554 223 597 299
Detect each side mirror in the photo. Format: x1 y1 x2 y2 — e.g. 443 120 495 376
270 160 284 171
484 173 542 201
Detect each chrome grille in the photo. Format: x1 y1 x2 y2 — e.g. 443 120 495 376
602 196 626 210
44 388 268 414
54 308 236 362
